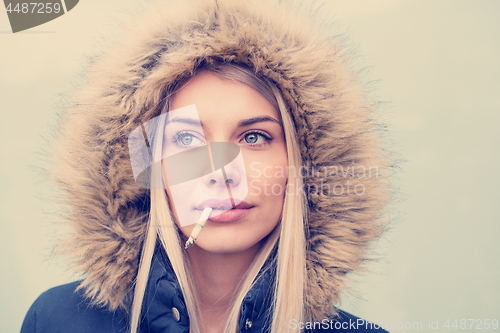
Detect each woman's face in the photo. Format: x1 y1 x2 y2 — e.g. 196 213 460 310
162 71 287 254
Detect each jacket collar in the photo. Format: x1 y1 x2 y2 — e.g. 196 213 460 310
141 243 275 333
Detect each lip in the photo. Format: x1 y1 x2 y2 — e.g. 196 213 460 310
208 207 252 222
195 199 252 210
195 199 254 223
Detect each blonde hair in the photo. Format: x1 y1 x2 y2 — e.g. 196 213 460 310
130 63 307 333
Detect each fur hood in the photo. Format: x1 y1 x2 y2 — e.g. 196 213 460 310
51 0 390 322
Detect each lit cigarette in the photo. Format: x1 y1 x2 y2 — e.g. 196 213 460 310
185 207 212 249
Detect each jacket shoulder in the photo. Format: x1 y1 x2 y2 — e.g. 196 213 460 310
301 309 389 332
20 281 129 333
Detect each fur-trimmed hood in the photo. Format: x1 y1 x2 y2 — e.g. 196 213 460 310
52 0 389 323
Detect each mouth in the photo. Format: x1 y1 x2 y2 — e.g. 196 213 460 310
195 199 253 223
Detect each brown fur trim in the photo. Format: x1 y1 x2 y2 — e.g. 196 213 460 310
50 0 390 319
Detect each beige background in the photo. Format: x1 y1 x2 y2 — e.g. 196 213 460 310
1 1 499 332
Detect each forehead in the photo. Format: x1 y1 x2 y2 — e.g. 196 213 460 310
169 71 279 121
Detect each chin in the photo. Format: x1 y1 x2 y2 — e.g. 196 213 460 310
193 237 260 254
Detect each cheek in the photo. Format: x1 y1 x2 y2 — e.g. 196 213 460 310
164 186 180 223
164 187 196 240
245 153 288 198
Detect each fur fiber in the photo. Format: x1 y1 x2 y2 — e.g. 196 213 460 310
51 0 390 322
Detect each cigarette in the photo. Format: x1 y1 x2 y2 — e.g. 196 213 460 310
185 207 212 249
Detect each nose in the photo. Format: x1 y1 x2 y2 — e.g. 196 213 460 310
202 142 244 188
203 163 242 187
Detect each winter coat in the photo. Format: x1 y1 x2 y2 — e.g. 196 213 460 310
21 0 390 331
21 244 388 333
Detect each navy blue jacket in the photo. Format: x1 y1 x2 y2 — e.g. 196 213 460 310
21 246 388 333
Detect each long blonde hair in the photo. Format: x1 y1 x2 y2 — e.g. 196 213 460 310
130 63 307 333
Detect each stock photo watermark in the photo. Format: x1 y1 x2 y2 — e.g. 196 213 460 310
248 161 379 197
4 0 78 33
290 318 499 331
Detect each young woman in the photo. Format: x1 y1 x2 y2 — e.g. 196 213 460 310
21 0 391 332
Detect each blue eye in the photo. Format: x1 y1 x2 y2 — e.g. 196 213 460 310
243 131 273 146
173 132 204 148
245 133 259 144
179 133 193 145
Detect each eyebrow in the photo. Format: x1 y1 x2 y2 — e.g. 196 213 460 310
166 116 281 127
166 117 201 126
237 116 281 127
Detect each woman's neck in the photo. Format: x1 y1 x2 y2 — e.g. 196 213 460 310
187 243 260 333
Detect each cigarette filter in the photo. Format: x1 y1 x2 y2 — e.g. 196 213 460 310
185 207 212 249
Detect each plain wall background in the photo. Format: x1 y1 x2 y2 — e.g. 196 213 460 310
1 1 499 332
